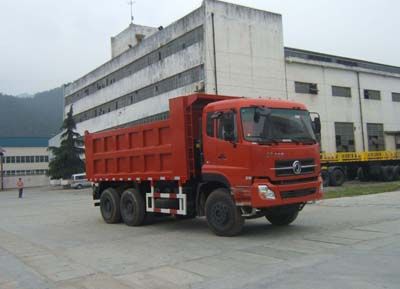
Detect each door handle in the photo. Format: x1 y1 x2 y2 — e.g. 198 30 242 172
218 154 227 160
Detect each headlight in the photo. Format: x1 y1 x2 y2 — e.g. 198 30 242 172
258 185 276 200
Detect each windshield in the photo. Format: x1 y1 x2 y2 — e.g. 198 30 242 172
241 107 316 143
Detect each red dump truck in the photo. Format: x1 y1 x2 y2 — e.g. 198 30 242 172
85 93 323 236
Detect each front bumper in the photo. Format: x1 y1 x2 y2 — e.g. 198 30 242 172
232 176 323 208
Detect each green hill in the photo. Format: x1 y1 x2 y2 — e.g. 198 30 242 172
0 87 64 138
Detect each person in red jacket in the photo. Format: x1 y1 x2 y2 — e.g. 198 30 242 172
16 178 24 198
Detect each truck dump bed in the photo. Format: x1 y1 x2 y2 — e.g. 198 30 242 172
84 94 232 183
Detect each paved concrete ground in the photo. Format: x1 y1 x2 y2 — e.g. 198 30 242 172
0 187 399 289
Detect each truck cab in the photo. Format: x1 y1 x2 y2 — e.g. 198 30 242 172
198 98 323 227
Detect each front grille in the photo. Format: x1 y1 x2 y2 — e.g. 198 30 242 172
281 188 316 199
270 176 318 186
274 159 315 177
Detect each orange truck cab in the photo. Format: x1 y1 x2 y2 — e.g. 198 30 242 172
85 94 323 236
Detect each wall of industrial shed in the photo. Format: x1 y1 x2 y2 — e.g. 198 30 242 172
76 83 201 134
3 175 49 190
65 6 205 96
1 147 50 189
111 24 158 58
286 61 400 153
203 0 286 98
66 42 204 116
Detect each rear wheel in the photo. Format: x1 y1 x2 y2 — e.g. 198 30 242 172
265 209 299 226
100 188 121 224
357 167 369 182
120 188 146 226
205 188 244 236
394 166 400 181
382 166 395 182
329 169 345 187
321 170 330 187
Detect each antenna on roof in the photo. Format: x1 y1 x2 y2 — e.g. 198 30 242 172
128 0 135 24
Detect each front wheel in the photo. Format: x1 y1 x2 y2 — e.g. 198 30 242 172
205 188 244 236
265 210 299 226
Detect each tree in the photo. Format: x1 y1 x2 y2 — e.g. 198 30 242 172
48 106 85 179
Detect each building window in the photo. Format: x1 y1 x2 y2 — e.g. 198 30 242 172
364 89 381 100
335 122 355 152
332 86 351 98
396 135 400 150
295 82 318 95
392 92 400 102
367 123 385 151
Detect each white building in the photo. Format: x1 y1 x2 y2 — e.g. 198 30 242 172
285 47 400 153
62 0 400 154
0 138 50 189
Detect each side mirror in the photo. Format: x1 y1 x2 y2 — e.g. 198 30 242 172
313 117 321 134
211 111 223 120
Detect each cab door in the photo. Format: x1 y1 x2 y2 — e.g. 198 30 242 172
205 110 249 183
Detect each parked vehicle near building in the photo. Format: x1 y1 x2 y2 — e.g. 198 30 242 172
71 173 92 189
320 151 400 187
84 94 323 236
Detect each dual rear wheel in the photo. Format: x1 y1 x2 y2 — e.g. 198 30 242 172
100 187 147 226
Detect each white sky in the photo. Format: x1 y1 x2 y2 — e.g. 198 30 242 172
1 0 399 95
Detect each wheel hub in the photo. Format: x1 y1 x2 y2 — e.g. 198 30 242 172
211 202 229 226
123 199 134 217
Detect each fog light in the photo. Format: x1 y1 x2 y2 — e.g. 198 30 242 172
258 185 276 200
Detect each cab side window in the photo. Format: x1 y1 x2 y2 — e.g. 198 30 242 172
217 111 237 142
206 112 214 137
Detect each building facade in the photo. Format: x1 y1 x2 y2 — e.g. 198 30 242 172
62 0 400 154
0 138 49 189
64 0 285 133
285 48 400 153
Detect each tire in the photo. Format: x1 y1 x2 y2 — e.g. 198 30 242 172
265 210 299 226
394 166 400 181
329 169 345 187
382 166 395 182
369 166 383 181
120 188 146 226
346 167 358 181
357 167 369 182
76 184 83 190
321 170 330 187
100 188 121 224
205 188 244 236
